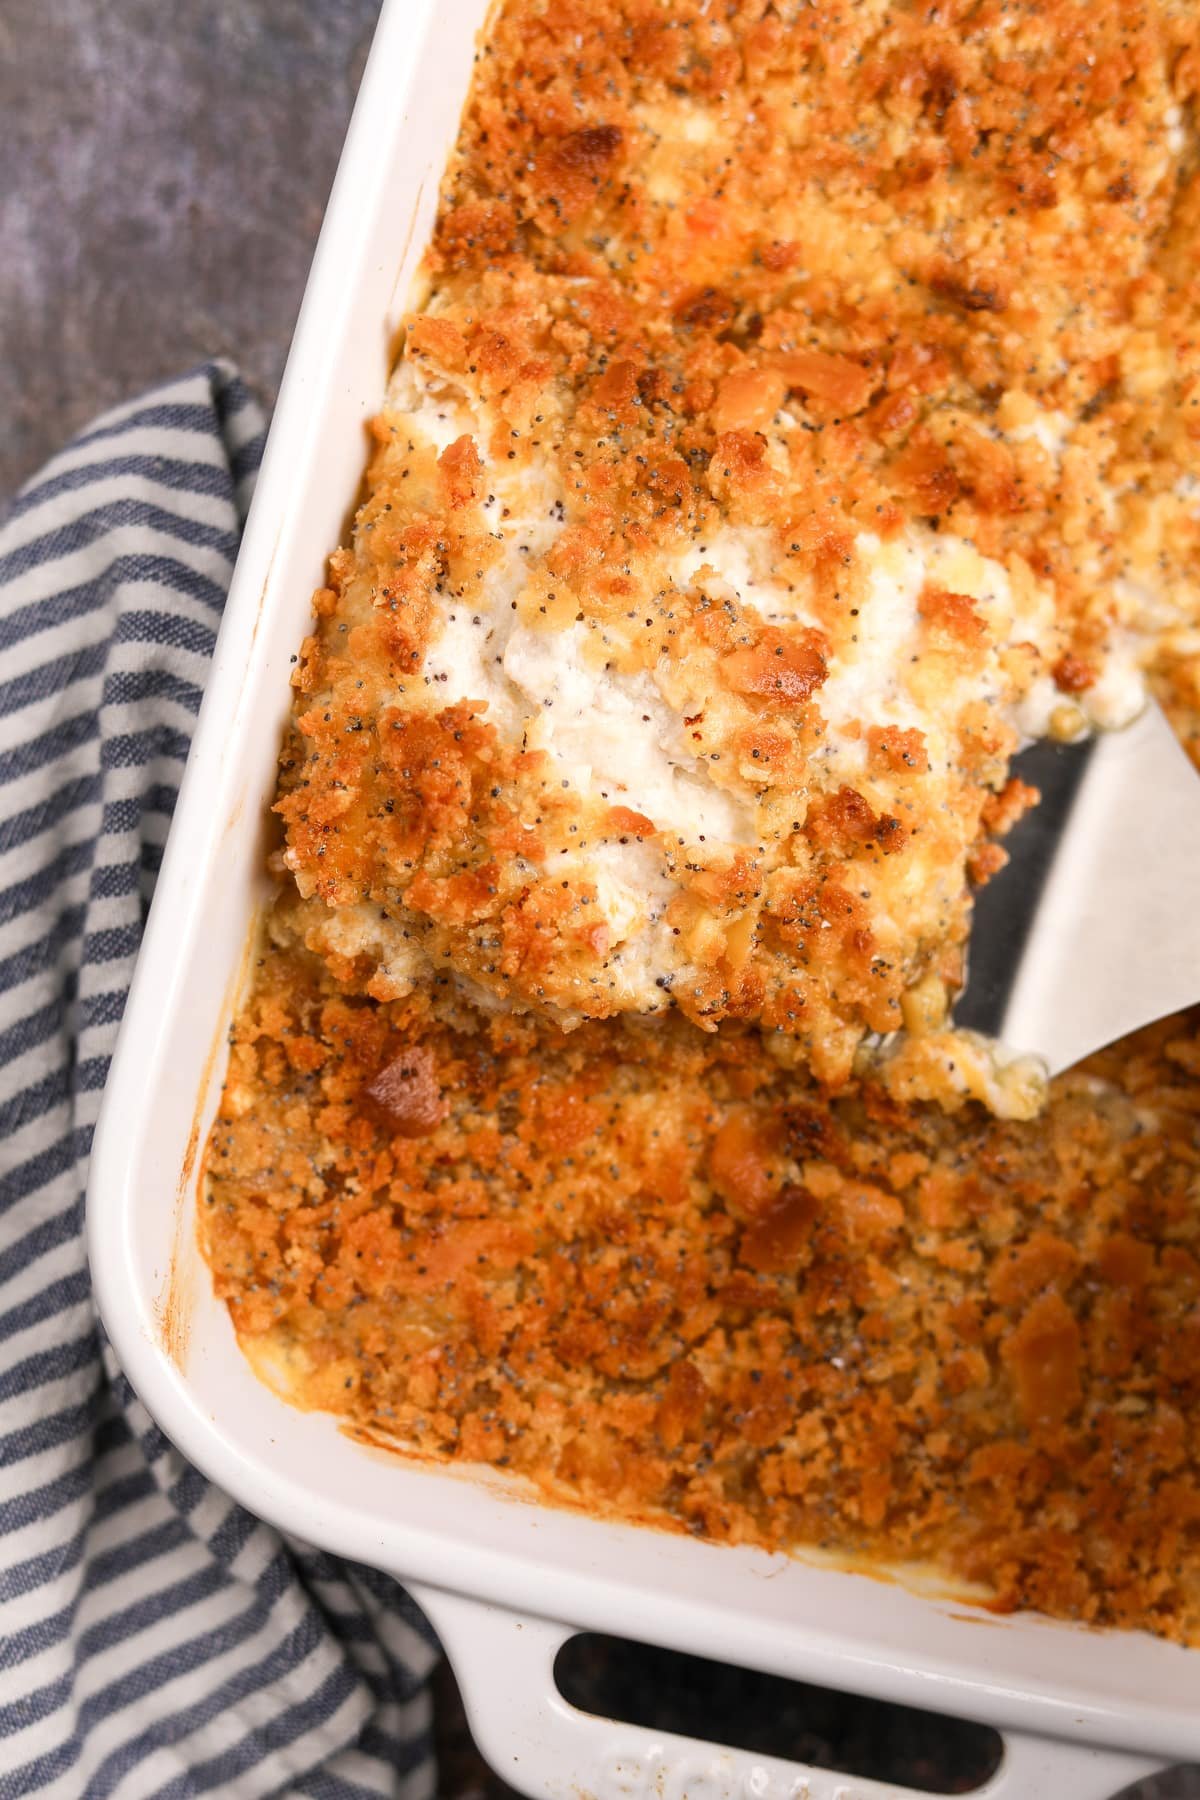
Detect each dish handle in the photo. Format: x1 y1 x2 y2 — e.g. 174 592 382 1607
411 1584 1164 1800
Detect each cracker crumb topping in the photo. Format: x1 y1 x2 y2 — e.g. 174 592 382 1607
204 0 1200 1641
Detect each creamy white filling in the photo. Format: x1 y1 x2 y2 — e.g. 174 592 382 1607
1015 673 1075 742
671 526 799 617
1017 643 1146 741
390 364 758 976
554 837 676 1002
388 358 475 450
1006 409 1072 458
397 355 1070 817
1075 632 1148 731
1113 571 1187 636
1164 100 1186 158
423 605 522 734
677 523 1047 770
683 519 1041 705
502 621 754 845
302 900 431 993
380 348 1170 1016
817 533 929 754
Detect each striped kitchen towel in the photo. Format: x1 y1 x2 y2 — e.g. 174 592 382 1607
0 362 440 1799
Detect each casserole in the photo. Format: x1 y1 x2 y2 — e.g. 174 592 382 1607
86 1 1193 1792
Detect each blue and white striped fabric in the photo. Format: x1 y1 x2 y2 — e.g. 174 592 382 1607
0 363 439 1799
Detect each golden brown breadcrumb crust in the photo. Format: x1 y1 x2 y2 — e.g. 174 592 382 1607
274 0 1199 1080
203 0 1200 1643
206 945 1200 1643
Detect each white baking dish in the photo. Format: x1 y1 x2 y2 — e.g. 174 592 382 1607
86 3 1195 1793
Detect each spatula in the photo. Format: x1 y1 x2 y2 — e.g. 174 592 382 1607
952 700 1200 1074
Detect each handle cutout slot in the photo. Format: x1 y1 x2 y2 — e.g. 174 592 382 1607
553 1632 1002 1794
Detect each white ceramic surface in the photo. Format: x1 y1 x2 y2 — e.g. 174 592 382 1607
86 2 1192 1793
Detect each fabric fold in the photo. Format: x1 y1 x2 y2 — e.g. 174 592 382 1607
0 362 439 1800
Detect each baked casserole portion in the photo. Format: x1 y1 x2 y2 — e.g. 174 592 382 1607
204 0 1200 1646
276 0 1198 1096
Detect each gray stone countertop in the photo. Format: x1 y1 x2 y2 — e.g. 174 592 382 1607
2 0 378 494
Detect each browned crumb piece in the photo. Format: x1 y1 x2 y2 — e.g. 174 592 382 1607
361 1045 447 1138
